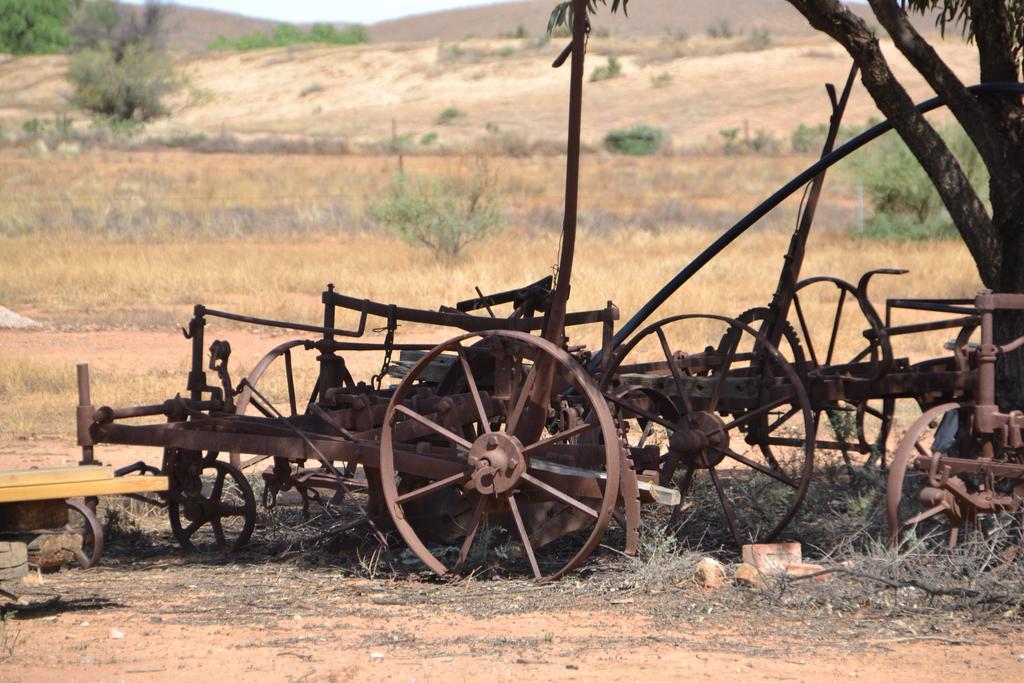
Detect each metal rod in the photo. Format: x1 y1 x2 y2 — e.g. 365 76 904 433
589 82 1024 370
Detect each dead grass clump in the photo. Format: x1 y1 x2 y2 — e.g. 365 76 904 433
776 533 1024 622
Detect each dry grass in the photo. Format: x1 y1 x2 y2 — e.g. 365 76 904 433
0 149 983 441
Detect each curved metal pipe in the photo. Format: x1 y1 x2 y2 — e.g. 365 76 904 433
590 82 1024 370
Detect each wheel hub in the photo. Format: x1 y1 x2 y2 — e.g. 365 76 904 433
669 411 729 468
467 432 527 495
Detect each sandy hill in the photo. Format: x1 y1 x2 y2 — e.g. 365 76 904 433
367 0 888 42
127 4 280 53
0 29 977 152
149 1 937 50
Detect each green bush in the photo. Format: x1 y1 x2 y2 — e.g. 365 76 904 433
744 28 772 50
435 107 465 125
604 125 665 155
650 72 673 88
706 18 734 39
209 23 369 51
370 160 503 258
849 124 986 240
590 55 622 82
0 0 70 54
68 41 180 121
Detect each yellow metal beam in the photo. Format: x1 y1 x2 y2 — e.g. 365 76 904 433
0 466 114 489
0 476 168 503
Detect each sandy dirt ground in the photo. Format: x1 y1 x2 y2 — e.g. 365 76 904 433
1 519 1021 683
1 334 1022 682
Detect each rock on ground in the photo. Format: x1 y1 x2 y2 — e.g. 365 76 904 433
0 305 40 329
693 557 727 590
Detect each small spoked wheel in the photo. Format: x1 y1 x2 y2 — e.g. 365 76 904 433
601 314 815 547
65 499 104 569
380 330 621 581
168 454 257 553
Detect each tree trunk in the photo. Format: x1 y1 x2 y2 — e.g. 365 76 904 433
994 201 1024 411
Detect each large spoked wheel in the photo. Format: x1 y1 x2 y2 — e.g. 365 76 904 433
790 276 892 381
740 298 895 478
232 339 319 468
65 499 104 569
888 403 976 548
601 314 815 547
380 330 621 582
168 454 257 553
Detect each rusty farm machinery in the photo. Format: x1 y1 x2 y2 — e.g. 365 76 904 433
54 2 1024 578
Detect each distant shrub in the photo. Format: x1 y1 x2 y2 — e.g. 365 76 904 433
299 83 325 97
706 18 734 39
0 0 71 54
590 55 622 82
506 23 529 39
604 125 665 155
719 127 741 154
436 107 465 125
791 123 827 154
68 41 179 121
790 119 877 153
20 114 74 139
650 72 673 88
720 126 780 154
209 23 369 51
370 158 503 258
749 128 781 153
419 131 438 145
849 124 985 240
744 28 772 50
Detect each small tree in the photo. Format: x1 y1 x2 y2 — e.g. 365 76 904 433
371 159 503 258
0 0 71 55
69 40 178 121
67 1 177 122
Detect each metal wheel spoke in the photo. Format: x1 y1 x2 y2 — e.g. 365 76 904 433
792 296 818 367
456 345 491 432
656 328 694 414
825 289 846 367
453 495 488 572
217 503 248 517
73 549 91 567
706 461 741 545
902 503 948 528
522 422 599 454
508 493 541 580
603 392 676 431
637 420 654 448
506 369 537 434
669 465 696 526
211 468 227 500
521 473 598 518
708 329 741 413
914 441 930 458
395 404 473 450
849 344 873 364
284 349 298 417
211 518 226 547
714 447 798 487
862 404 885 420
395 472 470 505
183 519 204 539
716 395 793 433
764 405 800 434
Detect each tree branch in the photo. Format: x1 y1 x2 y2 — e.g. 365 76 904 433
868 1 1005 173
785 0 1001 285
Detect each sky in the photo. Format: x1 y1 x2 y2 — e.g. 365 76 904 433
121 0 517 25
